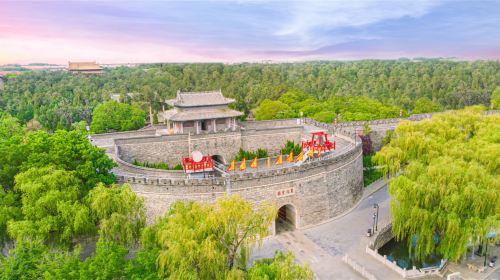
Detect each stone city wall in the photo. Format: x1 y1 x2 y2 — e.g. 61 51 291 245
116 134 191 166
90 128 157 153
119 140 363 228
115 126 303 166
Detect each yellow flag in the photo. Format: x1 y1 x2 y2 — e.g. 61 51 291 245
295 151 304 162
239 157 246 171
267 157 271 169
275 154 283 165
308 148 314 158
286 151 293 162
228 160 235 171
250 156 258 168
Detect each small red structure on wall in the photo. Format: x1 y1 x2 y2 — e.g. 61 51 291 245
302 131 335 152
182 151 214 173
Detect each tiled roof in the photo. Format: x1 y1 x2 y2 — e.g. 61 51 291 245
161 108 243 122
68 62 103 71
165 90 235 107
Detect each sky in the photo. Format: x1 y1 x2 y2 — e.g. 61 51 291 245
1 0 499 64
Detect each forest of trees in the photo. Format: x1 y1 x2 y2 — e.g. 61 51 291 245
374 107 499 261
0 60 498 131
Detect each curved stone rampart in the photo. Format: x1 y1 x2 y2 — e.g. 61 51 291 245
116 127 363 228
91 118 375 227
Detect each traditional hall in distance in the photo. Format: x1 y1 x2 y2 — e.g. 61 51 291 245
159 90 243 134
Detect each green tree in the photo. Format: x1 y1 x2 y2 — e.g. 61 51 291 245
80 238 129 280
254 99 292 120
156 201 225 279
90 100 146 134
0 238 49 280
87 183 146 246
156 195 277 279
0 188 21 246
213 195 276 270
247 251 314 280
0 237 83 279
411 97 443 114
374 107 499 261
22 129 115 192
38 244 82 280
0 113 23 140
125 223 162 280
491 87 500 109
0 114 25 189
7 167 95 244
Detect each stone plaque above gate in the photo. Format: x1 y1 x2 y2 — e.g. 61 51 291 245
276 187 295 198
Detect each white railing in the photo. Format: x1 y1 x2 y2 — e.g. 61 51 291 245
342 254 378 280
365 246 446 278
213 160 229 177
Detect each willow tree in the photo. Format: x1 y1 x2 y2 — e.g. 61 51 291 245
156 195 277 279
374 107 499 261
87 183 146 246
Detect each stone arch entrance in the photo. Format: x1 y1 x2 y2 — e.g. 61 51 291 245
275 204 296 234
212 154 225 164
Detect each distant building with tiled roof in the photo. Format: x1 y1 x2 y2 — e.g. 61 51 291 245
67 61 103 74
159 90 243 134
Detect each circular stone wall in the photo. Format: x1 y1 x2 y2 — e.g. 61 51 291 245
116 140 363 228
92 119 364 228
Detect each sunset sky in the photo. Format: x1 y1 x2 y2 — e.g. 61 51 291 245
1 0 499 64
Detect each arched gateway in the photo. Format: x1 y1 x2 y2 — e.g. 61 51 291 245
275 204 297 234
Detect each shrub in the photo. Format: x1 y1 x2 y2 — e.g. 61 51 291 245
280 141 302 155
234 148 268 161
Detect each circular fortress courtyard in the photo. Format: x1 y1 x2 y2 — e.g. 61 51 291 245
90 90 364 233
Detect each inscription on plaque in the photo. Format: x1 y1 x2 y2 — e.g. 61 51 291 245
276 187 295 198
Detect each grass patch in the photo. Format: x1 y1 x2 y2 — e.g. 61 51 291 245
133 160 183 170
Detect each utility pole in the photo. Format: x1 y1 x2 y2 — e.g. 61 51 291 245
373 203 379 231
372 213 376 234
